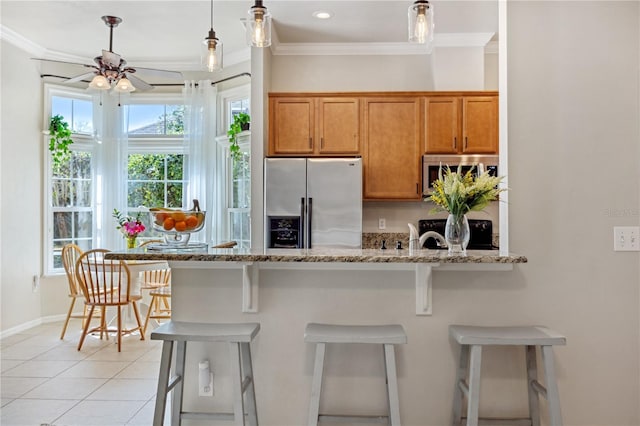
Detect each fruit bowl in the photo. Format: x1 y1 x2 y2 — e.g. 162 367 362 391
149 209 206 246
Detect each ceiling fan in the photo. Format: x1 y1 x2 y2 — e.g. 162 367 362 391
35 15 182 92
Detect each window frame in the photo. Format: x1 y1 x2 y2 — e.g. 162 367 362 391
43 84 97 275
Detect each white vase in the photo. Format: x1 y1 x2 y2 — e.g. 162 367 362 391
444 214 470 256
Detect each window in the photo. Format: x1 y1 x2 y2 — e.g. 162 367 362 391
124 100 187 242
45 86 96 274
217 86 251 248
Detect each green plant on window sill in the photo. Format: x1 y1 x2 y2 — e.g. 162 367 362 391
227 112 250 162
48 115 73 167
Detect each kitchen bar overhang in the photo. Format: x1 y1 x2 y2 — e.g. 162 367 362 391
105 248 526 316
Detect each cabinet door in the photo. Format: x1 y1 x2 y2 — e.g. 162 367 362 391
424 97 460 154
363 98 422 200
318 98 360 154
270 98 314 155
462 96 498 154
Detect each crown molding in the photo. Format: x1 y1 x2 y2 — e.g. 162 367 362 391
1 24 46 57
270 32 495 56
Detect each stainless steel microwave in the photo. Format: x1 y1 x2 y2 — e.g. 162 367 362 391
422 154 499 196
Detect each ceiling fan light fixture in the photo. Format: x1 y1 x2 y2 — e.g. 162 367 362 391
408 0 434 46
89 74 110 90
246 0 272 48
114 76 135 93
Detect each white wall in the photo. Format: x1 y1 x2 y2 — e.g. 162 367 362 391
0 40 46 330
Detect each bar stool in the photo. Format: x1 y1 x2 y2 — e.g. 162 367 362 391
151 320 260 426
449 325 566 426
304 323 407 426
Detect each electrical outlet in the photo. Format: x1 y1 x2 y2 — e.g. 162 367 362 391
613 226 640 251
198 360 214 397
32 275 40 292
378 218 386 230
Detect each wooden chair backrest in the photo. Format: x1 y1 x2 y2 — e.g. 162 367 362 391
75 249 131 304
143 268 172 287
61 244 84 297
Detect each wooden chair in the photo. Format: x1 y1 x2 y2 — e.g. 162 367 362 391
60 244 107 340
75 249 145 352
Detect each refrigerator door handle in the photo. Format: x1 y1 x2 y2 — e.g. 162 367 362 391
300 197 305 249
308 197 313 249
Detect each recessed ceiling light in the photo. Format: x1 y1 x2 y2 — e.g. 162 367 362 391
312 11 333 19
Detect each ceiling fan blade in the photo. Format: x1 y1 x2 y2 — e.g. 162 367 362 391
64 71 97 84
133 66 183 80
31 58 93 68
126 73 154 91
102 50 121 67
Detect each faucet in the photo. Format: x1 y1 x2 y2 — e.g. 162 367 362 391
408 223 447 250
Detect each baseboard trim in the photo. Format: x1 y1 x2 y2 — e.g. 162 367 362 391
0 314 67 339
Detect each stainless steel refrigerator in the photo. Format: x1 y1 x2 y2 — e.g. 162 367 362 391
264 158 362 249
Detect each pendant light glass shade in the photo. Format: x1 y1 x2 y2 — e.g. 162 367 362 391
114 77 135 93
89 74 110 90
246 0 272 47
201 29 223 71
408 0 434 45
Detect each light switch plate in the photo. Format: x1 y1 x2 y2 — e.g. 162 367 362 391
378 218 386 230
613 226 640 251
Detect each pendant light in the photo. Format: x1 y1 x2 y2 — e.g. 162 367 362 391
89 75 110 90
114 77 135 93
246 0 272 47
408 0 434 46
201 0 223 71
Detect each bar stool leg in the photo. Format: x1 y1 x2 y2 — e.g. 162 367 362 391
230 342 246 425
240 342 259 426
526 345 541 426
452 345 469 426
154 340 174 426
308 342 326 426
541 345 563 426
383 344 401 426
172 340 187 426
466 345 482 426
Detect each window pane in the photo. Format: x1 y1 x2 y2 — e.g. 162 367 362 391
127 104 165 134
128 182 165 208
166 105 184 135
75 180 92 207
128 154 165 180
52 96 72 121
167 154 184 180
54 212 72 239
72 99 93 134
167 183 184 208
52 179 72 207
75 211 93 238
73 152 92 179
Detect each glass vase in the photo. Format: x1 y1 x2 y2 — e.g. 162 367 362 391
444 214 470 256
126 236 137 249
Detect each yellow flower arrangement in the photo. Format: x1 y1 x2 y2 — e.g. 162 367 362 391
429 165 506 217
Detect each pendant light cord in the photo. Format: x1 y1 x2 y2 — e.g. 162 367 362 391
210 0 214 31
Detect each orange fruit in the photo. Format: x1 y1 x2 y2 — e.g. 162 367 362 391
163 217 175 231
155 212 167 225
172 212 186 222
174 221 187 232
185 215 198 229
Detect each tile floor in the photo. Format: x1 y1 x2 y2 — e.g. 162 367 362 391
1 320 169 425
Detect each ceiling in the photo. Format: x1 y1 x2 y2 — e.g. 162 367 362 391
0 0 498 75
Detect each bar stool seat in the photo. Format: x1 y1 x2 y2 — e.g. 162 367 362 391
304 323 407 426
151 320 260 426
449 325 566 426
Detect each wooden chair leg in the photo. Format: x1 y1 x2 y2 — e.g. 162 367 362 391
466 345 482 426
308 342 326 426
541 345 563 426
383 344 401 426
143 295 157 336
526 345 541 426
452 344 469 426
131 301 145 340
77 306 95 351
60 297 77 339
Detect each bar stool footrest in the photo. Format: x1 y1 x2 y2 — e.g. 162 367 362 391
319 414 390 424
459 417 533 426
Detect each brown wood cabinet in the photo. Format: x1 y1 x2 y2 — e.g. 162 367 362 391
424 95 498 154
269 95 360 156
362 97 422 200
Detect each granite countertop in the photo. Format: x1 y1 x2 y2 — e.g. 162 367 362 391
105 247 527 264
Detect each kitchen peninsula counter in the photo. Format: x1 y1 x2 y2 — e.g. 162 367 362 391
106 247 527 264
